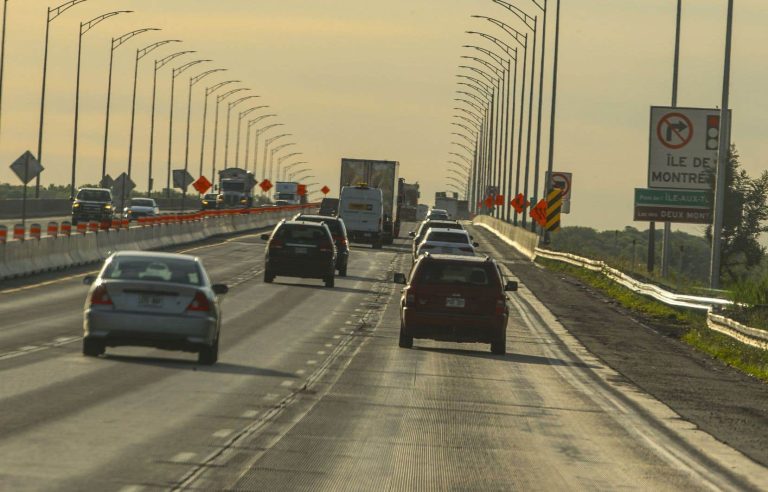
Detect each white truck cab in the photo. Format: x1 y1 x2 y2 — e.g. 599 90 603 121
339 185 384 248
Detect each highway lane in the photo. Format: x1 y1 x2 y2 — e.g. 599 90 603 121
1 225 766 490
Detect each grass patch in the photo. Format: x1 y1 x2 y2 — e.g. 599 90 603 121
537 257 768 383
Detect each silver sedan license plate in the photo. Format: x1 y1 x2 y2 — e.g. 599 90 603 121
139 294 163 307
446 297 465 308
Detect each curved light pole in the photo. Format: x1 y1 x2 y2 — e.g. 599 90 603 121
288 167 311 180
451 131 475 147
277 152 302 181
294 174 314 183
70 10 132 198
212 88 249 183
225 94 260 167
245 115 277 174
184 68 226 178
448 167 469 180
101 28 160 180
269 143 296 182
200 80 239 179
473 14 535 226
262 133 290 182
454 109 483 128
147 49 193 196
166 59 209 197
282 161 307 181
449 152 473 166
448 160 471 173
181 68 225 207
123 39 180 205
36 0 90 197
236 105 268 168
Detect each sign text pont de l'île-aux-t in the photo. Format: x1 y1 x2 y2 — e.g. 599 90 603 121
648 106 727 191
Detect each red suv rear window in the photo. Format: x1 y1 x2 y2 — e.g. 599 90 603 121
414 261 498 287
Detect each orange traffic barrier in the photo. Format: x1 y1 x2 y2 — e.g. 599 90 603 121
29 223 42 240
0 225 7 244
76 222 87 234
47 222 59 238
121 218 129 229
61 221 72 236
111 218 121 229
88 221 99 233
13 224 24 241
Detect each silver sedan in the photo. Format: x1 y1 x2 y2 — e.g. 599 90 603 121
82 251 228 365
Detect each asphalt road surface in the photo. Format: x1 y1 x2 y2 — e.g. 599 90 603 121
0 223 766 491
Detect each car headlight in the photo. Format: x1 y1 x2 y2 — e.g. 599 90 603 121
104 204 112 210
240 199 247 204
202 200 209 205
73 203 80 208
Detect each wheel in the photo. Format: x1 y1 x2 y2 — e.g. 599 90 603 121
490 337 506 355
263 269 274 283
82 337 104 357
324 276 335 288
398 322 413 348
198 337 219 365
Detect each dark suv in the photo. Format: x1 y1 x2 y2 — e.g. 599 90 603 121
261 220 337 287
71 187 114 225
394 254 518 354
293 214 350 276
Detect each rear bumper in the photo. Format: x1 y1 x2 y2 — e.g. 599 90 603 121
402 308 506 343
347 230 381 244
85 309 217 351
267 257 335 279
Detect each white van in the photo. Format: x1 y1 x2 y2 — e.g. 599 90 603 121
339 185 384 248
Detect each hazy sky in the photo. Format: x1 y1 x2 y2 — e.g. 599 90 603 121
0 0 764 232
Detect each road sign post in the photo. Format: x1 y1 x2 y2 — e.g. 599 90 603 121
10 151 44 227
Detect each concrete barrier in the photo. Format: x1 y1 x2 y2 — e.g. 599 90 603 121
472 215 540 260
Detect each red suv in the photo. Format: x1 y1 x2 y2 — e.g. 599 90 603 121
394 254 518 354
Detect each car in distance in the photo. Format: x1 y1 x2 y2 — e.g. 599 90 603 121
201 193 223 210
426 208 450 221
123 197 160 220
410 219 466 258
82 251 228 365
71 187 114 225
415 228 478 257
261 220 337 287
319 197 339 216
394 254 518 355
293 213 350 276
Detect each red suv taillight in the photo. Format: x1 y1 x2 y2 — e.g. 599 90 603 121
187 292 211 312
90 285 112 305
495 298 506 315
333 235 348 248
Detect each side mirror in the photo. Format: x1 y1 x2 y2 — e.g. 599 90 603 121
505 280 518 292
473 242 479 248
408 231 415 237
212 284 229 295
393 272 407 285
260 233 270 241
83 275 96 286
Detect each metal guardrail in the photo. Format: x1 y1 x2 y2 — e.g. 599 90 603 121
474 215 768 351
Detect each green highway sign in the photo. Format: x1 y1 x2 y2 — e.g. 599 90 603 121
634 188 710 208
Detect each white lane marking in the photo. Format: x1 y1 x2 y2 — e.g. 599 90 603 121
171 452 197 464
241 410 259 418
295 369 306 376
0 270 99 295
345 320 354 325
317 351 326 355
324 343 332 348
262 393 280 401
20 346 39 351
0 336 81 362
333 335 341 339
306 360 317 365
213 429 234 439
280 380 295 388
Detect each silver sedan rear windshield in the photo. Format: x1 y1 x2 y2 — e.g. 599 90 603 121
102 257 203 285
426 232 469 244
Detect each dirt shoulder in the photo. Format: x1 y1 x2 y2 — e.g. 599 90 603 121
470 224 768 467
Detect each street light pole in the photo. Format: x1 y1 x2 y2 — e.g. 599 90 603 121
212 88 248 184
245 115 277 173
147 49 193 196
36 0 90 197
101 28 160 181
200 80 239 178
225 95 260 167
166 59 209 197
282 161 307 181
270 144 297 181
0 0 9 142
263 134 291 182
70 10 132 199
253 123 283 178
236 105 268 168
